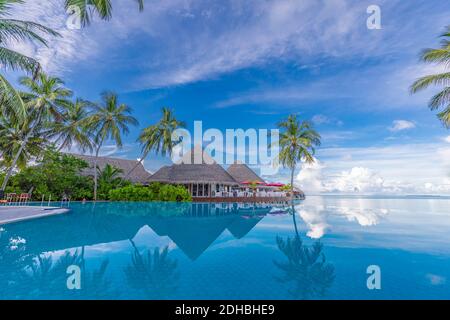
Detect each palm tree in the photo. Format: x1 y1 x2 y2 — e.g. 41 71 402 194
86 91 138 201
1 73 72 191
0 111 49 171
98 164 123 185
411 26 450 127
51 98 93 153
277 115 321 193
0 0 59 116
64 0 144 27
123 107 185 181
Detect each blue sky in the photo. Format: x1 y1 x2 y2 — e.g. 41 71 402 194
8 0 450 194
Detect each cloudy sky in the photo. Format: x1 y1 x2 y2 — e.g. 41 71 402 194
7 0 450 195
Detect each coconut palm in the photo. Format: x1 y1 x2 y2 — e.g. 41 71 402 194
0 112 49 170
86 91 138 201
277 115 321 193
411 26 450 127
64 0 144 27
0 0 59 117
123 107 185 181
98 164 123 185
1 73 72 191
51 98 93 153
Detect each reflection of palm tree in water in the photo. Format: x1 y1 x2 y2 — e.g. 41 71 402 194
19 250 113 299
125 239 178 299
274 202 335 299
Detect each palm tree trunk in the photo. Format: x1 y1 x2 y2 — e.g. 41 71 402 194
93 145 101 202
290 166 295 195
121 150 149 185
1 111 43 191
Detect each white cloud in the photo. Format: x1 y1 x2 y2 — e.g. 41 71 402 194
389 120 416 132
444 136 450 143
295 141 450 195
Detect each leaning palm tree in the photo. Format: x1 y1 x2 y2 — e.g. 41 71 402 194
410 26 450 127
0 0 59 117
277 115 321 193
123 107 185 181
64 0 144 27
51 98 93 153
86 91 138 201
0 112 49 171
1 73 72 191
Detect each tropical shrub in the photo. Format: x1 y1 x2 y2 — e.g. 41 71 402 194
7 150 93 201
109 183 191 202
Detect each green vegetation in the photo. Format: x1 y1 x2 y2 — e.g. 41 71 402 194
4 150 93 201
109 183 192 202
411 25 450 127
124 107 185 182
277 115 321 192
64 0 144 27
85 91 138 201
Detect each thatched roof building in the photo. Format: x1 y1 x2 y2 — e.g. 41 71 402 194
148 146 238 187
227 163 265 184
70 154 152 184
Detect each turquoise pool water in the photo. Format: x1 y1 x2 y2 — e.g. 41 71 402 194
1 195 450 300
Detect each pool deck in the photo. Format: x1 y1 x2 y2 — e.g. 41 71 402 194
0 206 70 225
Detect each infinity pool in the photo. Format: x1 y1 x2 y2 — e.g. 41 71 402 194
1 196 450 299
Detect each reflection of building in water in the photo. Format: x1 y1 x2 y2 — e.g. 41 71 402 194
1 203 277 261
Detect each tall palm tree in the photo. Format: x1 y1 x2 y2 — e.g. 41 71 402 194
0 0 59 116
51 98 93 153
64 0 144 27
277 115 321 193
1 73 72 191
124 107 185 181
411 26 450 127
86 91 138 201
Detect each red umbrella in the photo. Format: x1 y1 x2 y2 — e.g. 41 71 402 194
265 182 285 187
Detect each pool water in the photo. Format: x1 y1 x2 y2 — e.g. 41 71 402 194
1 195 450 300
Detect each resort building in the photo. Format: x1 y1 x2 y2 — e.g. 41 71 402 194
71 154 152 184
148 147 296 201
148 148 238 197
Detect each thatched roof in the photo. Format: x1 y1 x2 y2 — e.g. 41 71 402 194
70 153 152 184
148 163 238 185
226 163 265 184
149 146 238 185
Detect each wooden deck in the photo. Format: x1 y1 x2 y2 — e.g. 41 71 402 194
193 196 293 203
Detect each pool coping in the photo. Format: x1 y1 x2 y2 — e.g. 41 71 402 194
0 206 70 225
